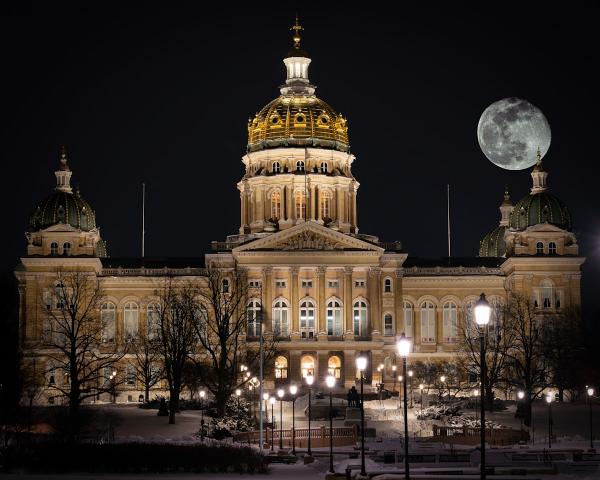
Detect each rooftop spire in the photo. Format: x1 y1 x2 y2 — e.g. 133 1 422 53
291 14 303 50
530 147 549 194
281 16 314 95
55 145 73 193
499 185 513 226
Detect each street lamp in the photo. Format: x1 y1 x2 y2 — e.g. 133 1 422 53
269 397 276 451
326 374 336 473
397 332 411 480
263 392 270 423
473 389 479 422
588 387 595 450
546 394 553 448
398 375 403 409
440 375 446 401
305 374 314 456
199 390 206 438
289 385 298 455
419 384 424 418
392 365 397 398
277 388 284 449
356 355 368 477
408 370 414 407
474 292 491 480
236 388 242 413
517 390 525 433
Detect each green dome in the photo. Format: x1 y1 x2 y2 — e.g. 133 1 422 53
509 191 572 231
479 225 507 257
30 190 97 232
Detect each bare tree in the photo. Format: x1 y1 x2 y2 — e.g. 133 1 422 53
459 299 516 411
21 357 46 430
130 334 163 404
154 280 199 424
192 263 277 417
40 270 127 427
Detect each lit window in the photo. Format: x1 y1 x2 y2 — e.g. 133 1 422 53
403 301 413 338
295 190 306 219
55 282 66 309
50 242 58 256
124 302 139 340
300 299 315 339
275 356 288 379
327 299 343 336
101 302 116 343
549 242 557 254
536 242 544 255
63 242 71 256
272 161 281 173
320 162 328 173
301 355 315 378
296 161 305 172
384 313 393 336
420 301 436 343
541 280 553 309
271 191 281 219
384 277 392 293
273 299 289 337
353 300 368 337
320 191 331 219
249 280 262 288
328 355 341 378
247 299 262 336
442 302 458 342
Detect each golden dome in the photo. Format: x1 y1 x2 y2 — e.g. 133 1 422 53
247 95 349 153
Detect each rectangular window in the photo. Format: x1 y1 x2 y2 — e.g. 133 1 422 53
301 280 313 288
327 280 339 288
384 314 393 336
126 365 136 386
354 280 366 288
275 280 287 288
249 280 262 288
404 306 413 338
421 310 436 343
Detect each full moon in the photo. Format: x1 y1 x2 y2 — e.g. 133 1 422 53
477 97 551 170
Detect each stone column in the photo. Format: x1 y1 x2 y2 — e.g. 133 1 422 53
343 267 354 338
317 350 329 384
336 187 343 224
290 186 296 222
262 267 273 332
317 266 326 339
310 184 316 221
291 266 299 339
368 267 382 337
344 350 356 389
239 190 246 233
289 350 301 382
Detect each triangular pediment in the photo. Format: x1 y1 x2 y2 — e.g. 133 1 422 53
41 223 80 233
232 221 384 253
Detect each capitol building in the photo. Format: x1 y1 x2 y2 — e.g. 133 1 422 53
15 23 584 403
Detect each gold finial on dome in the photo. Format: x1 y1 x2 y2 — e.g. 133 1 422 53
58 145 70 171
291 14 303 50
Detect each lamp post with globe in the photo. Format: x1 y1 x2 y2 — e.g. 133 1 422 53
397 333 411 480
277 388 284 449
588 387 595 450
326 375 336 473
289 384 298 454
263 392 270 423
517 390 525 433
305 374 314 456
474 293 491 480
355 355 368 477
199 390 206 438
546 394 553 448
408 370 414 407
269 397 276 451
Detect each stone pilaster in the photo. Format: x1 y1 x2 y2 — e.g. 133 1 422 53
262 267 273 332
317 266 326 336
344 350 356 388
394 269 404 337
343 266 353 337
291 266 299 339
369 267 382 337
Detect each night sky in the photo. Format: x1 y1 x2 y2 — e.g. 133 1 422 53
1 5 598 312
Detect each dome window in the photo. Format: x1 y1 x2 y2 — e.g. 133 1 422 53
295 114 306 124
318 115 329 125
320 162 328 173
270 115 281 125
50 242 58 256
63 242 71 257
536 242 544 255
296 161 305 172
272 162 281 173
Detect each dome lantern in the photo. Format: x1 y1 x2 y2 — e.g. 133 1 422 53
281 16 315 96
54 145 73 193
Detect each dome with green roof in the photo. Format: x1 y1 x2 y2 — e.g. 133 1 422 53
479 225 507 257
28 147 97 232
508 161 572 231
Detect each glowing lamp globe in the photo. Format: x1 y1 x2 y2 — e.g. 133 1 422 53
545 394 552 404
588 388 595 397
277 388 284 399
269 396 276 405
440 376 446 383
305 374 314 386
517 391 525 400
235 389 241 397
290 385 298 396
263 392 269 401
474 293 491 326
397 333 411 357
200 390 206 399
419 384 424 391
355 356 368 371
326 375 336 389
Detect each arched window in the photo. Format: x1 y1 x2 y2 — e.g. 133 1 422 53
275 356 288 379
271 191 281 219
320 162 328 173
222 279 230 293
328 355 341 378
326 299 343 336
147 303 160 339
549 241 557 254
50 242 58 256
301 355 315 378
63 242 71 256
384 313 393 336
420 301 436 343
273 299 290 337
320 190 331 219
403 301 413 338
101 302 116 343
384 277 392 293
353 300 368 337
300 299 315 339
54 282 66 309
246 299 261 336
295 190 306 219
126 364 136 385
124 302 139 340
536 242 544 255
272 161 281 173
541 280 553 309
296 160 305 172
443 302 458 342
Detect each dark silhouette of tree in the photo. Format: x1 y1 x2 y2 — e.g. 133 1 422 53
130 333 163 404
